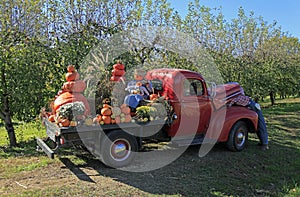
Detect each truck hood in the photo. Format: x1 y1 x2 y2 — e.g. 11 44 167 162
213 82 245 108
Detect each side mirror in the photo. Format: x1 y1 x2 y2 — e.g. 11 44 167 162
208 82 217 98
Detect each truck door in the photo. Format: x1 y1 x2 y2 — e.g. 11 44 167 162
180 78 212 135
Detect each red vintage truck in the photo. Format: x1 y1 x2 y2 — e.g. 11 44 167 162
37 68 258 168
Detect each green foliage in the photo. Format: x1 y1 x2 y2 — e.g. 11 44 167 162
0 0 298 138
58 102 85 120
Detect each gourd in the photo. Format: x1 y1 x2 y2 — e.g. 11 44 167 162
111 107 121 116
69 120 77 127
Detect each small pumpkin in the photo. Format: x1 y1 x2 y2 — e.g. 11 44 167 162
67 65 76 72
62 82 73 92
96 114 102 121
93 117 99 124
112 69 126 76
60 119 70 127
69 120 77 127
115 116 121 124
121 106 131 115
111 119 116 124
65 72 79 82
110 76 122 82
150 94 159 101
113 63 125 70
48 115 56 122
102 104 111 108
101 108 112 116
124 114 132 123
102 116 111 124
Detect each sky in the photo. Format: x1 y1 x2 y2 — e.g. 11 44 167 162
168 0 300 39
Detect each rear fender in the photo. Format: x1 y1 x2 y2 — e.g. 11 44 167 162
206 106 258 142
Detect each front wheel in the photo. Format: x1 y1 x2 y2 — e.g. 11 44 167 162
226 121 248 151
100 130 138 168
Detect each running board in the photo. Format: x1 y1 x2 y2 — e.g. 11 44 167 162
36 137 55 159
172 135 205 147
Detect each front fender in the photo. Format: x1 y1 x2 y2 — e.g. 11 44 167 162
206 106 258 142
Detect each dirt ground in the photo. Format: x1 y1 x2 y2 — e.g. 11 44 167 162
2 139 297 197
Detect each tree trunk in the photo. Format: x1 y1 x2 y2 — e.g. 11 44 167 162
1 63 17 147
269 91 275 106
5 114 17 147
0 111 17 147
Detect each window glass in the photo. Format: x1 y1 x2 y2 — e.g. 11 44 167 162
183 79 203 96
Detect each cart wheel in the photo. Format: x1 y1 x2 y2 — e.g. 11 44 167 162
226 121 248 151
101 130 138 168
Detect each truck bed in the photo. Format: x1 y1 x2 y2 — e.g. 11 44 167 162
37 118 170 159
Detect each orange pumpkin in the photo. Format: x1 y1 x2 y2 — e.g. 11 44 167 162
101 108 112 116
110 76 122 82
111 119 116 124
102 104 111 108
124 114 132 123
112 69 126 76
150 94 158 100
65 72 79 82
97 114 102 121
102 116 111 124
69 80 86 93
48 115 55 122
113 63 125 70
67 65 76 72
60 119 70 127
121 106 131 115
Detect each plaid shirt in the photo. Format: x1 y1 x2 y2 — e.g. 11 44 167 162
229 95 250 107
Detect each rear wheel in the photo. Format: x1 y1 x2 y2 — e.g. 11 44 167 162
101 130 138 168
226 121 248 151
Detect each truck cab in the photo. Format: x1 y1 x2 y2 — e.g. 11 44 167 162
146 68 258 149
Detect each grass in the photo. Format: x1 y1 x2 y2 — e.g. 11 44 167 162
0 98 299 196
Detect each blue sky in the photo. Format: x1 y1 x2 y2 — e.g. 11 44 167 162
168 0 300 39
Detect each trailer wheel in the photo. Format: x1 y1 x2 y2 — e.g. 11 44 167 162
101 130 138 168
226 121 248 151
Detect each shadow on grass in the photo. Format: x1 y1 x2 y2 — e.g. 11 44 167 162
59 139 300 197
59 157 96 183
0 138 44 158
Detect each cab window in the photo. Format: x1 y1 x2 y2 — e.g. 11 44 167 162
183 79 203 96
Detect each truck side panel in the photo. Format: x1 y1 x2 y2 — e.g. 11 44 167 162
205 106 258 142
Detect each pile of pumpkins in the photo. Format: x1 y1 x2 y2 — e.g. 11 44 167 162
93 103 132 125
110 60 126 82
47 65 91 127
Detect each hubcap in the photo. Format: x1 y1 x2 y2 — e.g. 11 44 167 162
236 131 245 147
110 139 131 161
